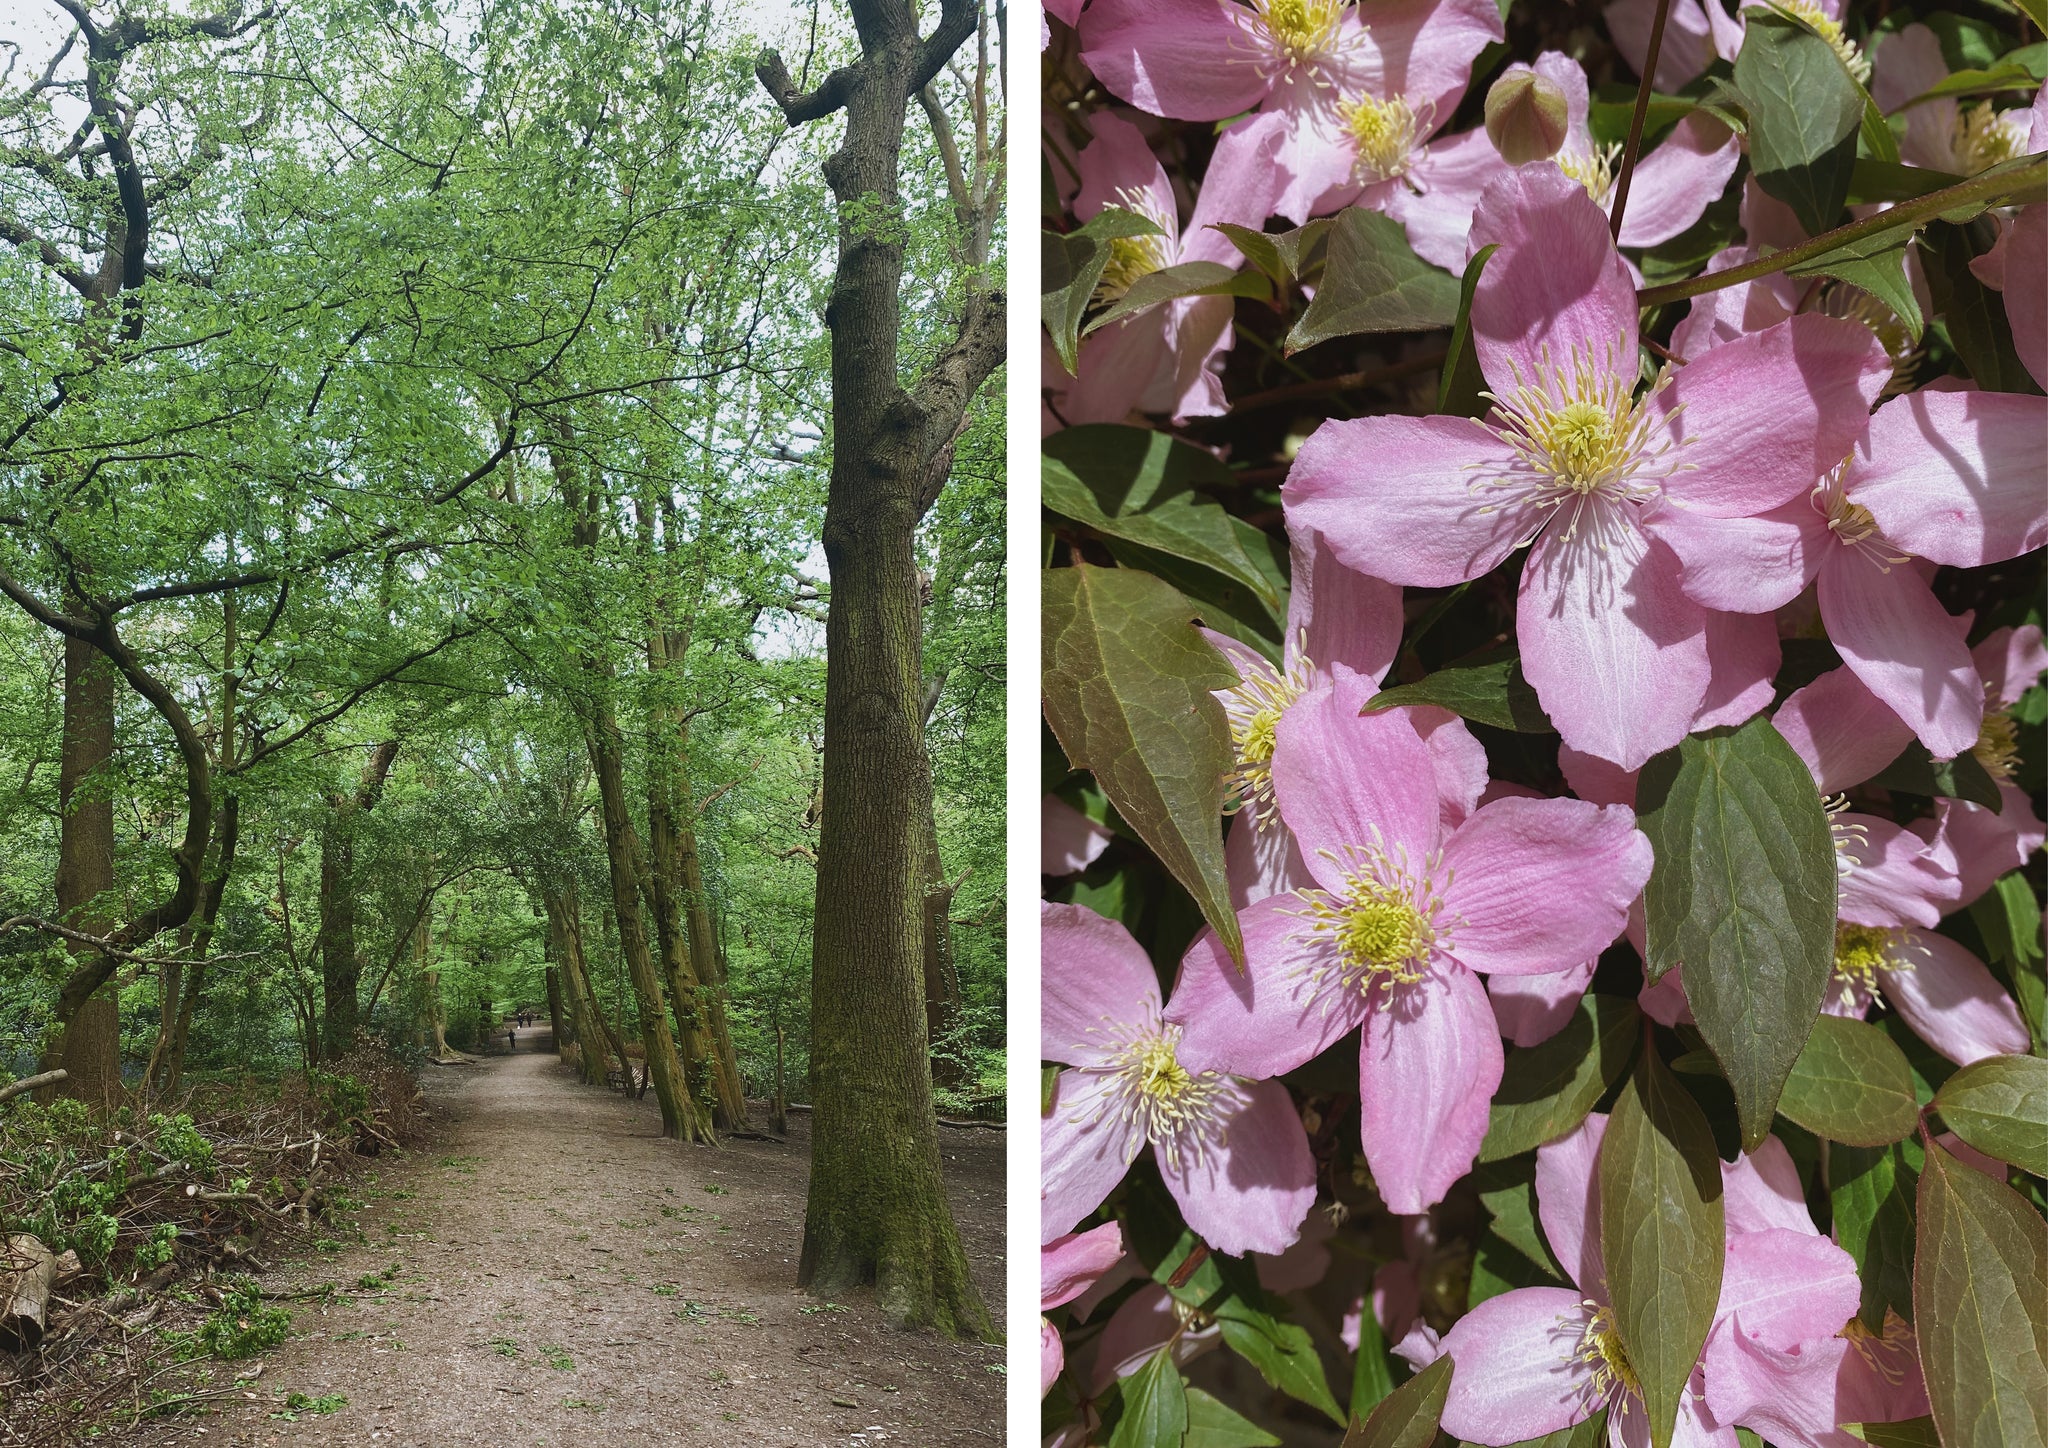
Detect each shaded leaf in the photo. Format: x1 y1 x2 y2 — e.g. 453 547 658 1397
1085 261 1272 335
1935 1054 2048 1177
1339 1354 1450 1448
1287 209 1459 354
1848 159 1964 204
1044 207 1166 374
1894 62 2044 109
1101 518 1289 661
1210 219 1333 286
1481 996 1641 1162
1348 1294 1395 1421
1363 647 1551 733
1637 717 1839 1147
1831 1140 1918 1329
1914 1138 2048 1446
1924 218 2044 395
1867 737 2004 811
1599 1048 1726 1448
1784 231 1922 341
1215 1298 1346 1425
1186 1387 1281 1448
1042 565 1243 963
1109 1347 1190 1448
1857 1418 1941 1448
1476 1156 1568 1285
1775 1014 1920 1146
1438 244 1498 417
1735 11 1863 233
1504 1416 1608 1448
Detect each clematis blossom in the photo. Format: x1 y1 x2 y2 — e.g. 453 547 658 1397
1041 901 1316 1255
1165 677 1650 1212
1968 85 2048 390
1042 1222 1125 1396
1288 165 1890 768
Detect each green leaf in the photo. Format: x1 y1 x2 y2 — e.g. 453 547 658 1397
1636 716 1839 1148
1505 1416 1609 1448
1101 523 1290 661
1847 159 1965 205
1185 1387 1280 1448
1935 1054 2048 1177
1215 1298 1346 1426
1735 10 1864 234
1481 996 1641 1162
1913 1137 2048 1447
1043 427 1280 604
1362 647 1551 733
1476 1156 1568 1283
1109 1347 1190 1448
1041 565 1243 964
1855 1418 1941 1448
1286 208 1459 354
1209 219 1333 286
1085 261 1271 335
1042 1063 1060 1115
1339 1355 1450 1448
1598 1047 1726 1448
1866 737 2004 811
1438 243 1498 418
1348 1294 1395 1420
1044 207 1167 375
1892 61 2045 111
1831 1140 1919 1329
1924 218 2043 395
1775 1014 1920 1146
1783 231 1922 341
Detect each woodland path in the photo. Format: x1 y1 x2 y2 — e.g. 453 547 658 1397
135 1038 1005 1447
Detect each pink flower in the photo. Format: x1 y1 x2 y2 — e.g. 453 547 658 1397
1872 27 2033 178
1044 794 1114 876
1968 87 2048 390
1165 678 1650 1212
1287 165 1890 768
1041 901 1317 1255
1602 0 1742 91
1042 1223 1127 1396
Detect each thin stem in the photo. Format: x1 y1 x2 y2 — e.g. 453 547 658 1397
1636 155 2047 308
1609 0 1676 241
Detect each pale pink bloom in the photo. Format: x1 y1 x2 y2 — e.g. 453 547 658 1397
1602 0 1741 90
1385 53 1739 273
1648 384 2046 758
1773 665 1916 797
1824 905 2030 1068
1041 901 1317 1255
1165 679 1650 1212
1872 27 2034 178
1042 1223 1126 1396
1044 795 1114 876
1969 88 2048 389
1086 1281 1223 1393
1288 165 1890 767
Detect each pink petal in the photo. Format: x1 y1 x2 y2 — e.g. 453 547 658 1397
1536 1113 1606 1295
1972 623 2048 710
1701 1325 1858 1448
1284 414 1535 588
1692 608 1781 730
1833 1313 1931 1425
1417 707 1491 830
1257 1208 1335 1292
1997 203 2046 389
1559 744 1640 808
1818 552 1982 760
1079 0 1274 121
1167 897 1370 1080
1518 506 1711 771
1384 127 1508 272
1716 1228 1860 1352
1723 1136 1816 1237
1616 112 1741 248
1347 0 1504 131
1850 388 2048 568
1605 0 1718 90
1645 497 1829 614
1879 932 2030 1066
1359 962 1503 1214
1044 795 1114 876
1066 311 1175 425
1438 1287 1596 1445
1669 244 1798 358
1158 1076 1317 1256
1656 315 1890 518
1773 664 1917 794
1934 1129 2008 1179
1226 809 1313 910
1469 164 1640 395
1042 1068 1145 1242
1041 1316 1064 1398
1639 960 1693 1026
1288 524 1401 685
1182 111 1292 267
1490 961 1598 1047
1374 1258 1423 1342
1837 813 1954 930
1043 901 1163 1067
1441 796 1652 977
1271 674 1444 883
1074 109 1177 228
1088 1282 1222 1393
1914 785 2048 912
1044 1222 1129 1309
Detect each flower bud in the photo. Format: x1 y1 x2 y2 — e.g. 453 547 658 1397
1484 71 1571 166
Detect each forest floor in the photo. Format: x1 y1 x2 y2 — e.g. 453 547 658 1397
128 1036 1006 1447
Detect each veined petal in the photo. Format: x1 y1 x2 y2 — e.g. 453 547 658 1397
1167 897 1370 1080
1346 0 1504 131
1044 795 1114 877
1914 785 2047 912
1519 504 1711 771
1439 1287 1597 1445
1615 113 1740 248
1837 813 1954 930
1536 1113 1607 1295
1489 961 1598 1047
1996 202 2045 389
1692 608 1781 730
1850 388 2048 568
1972 623 2048 710
1158 1076 1317 1257
1284 414 1537 588
1417 707 1491 830
1440 796 1651 977
1818 552 1982 760
1271 674 1444 886
1043 1222 1128 1310
1226 809 1313 910
1644 497 1829 615
1723 1136 1817 1237
1606 0 1719 90
1043 901 1163 1067
1669 245 1798 359
1879 932 2031 1066
1042 1068 1146 1242
1079 0 1276 121
1701 1325 1859 1448
1074 109 1178 229
1288 524 1401 685
1716 1228 1860 1352
1382 126 1507 271
1041 1317 1063 1398
1182 111 1291 267
1359 961 1503 1214
1656 315 1890 518
1773 664 1917 794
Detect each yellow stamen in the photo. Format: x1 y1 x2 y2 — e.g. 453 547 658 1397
1779 1 1869 82
1974 709 2018 783
1223 656 1313 820
1340 93 1428 183
1245 0 1349 73
1833 922 1904 1006
1294 839 1449 1002
1812 459 1910 572
1098 1027 1233 1173
1556 143 1619 206
1957 101 2024 175
1089 187 1176 309
1572 1303 1642 1405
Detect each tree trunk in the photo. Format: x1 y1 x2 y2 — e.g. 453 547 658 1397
424 969 450 1060
319 741 399 1059
46 631 120 1108
919 805 967 1088
544 966 565 1056
150 791 240 1097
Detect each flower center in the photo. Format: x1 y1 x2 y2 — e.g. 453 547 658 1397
1222 655 1313 820
1340 93 1428 182
1296 839 1448 1000
1090 188 1177 309
1957 102 2024 175
1843 1313 1915 1386
1812 459 1909 571
1104 1027 1231 1171
1780 0 1869 82
1974 708 2018 783
1572 1303 1641 1405
1833 922 1899 1003
1825 794 1867 880
1241 0 1350 75
1556 143 1619 206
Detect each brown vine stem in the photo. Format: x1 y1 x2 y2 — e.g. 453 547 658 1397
1635 154 2048 308
1608 0 1676 241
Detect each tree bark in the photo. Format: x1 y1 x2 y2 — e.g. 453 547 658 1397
45 629 120 1108
544 965 565 1055
319 740 399 1059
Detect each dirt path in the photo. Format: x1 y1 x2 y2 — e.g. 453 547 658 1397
138 1038 1005 1446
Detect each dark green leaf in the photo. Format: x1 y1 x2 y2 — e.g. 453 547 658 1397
1042 1063 1060 1115
1101 519 1290 660
1438 244 1498 417
1209 219 1333 286
1783 231 1922 340
1599 1048 1726 1448
1857 1418 1941 1448
1775 1014 1920 1146
1363 647 1551 733
1286 208 1459 354
1831 1140 1918 1328
1043 427 1280 604
1914 1137 2048 1446
1042 565 1243 964
1044 207 1167 374
1339 1354 1450 1448
1848 159 1964 205
1477 1156 1568 1282
1867 737 2004 811
1216 1299 1346 1425
1735 11 1863 233
1924 218 2044 395
1109 1347 1190 1448
1348 1294 1395 1420
1935 1054 2048 1177
1504 1416 1609 1448
1637 717 1839 1147
1893 62 2044 109
1481 996 1641 1162
1085 260 1271 335
1185 1387 1280 1448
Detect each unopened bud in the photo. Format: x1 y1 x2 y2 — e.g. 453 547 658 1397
1484 71 1571 166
